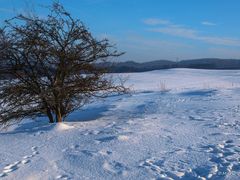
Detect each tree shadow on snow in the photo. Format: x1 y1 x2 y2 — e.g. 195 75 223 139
0 117 54 135
179 89 217 97
67 104 116 122
1 98 119 134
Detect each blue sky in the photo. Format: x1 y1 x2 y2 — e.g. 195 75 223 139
1 0 240 62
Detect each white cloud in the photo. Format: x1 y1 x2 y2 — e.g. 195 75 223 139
199 36 240 46
103 33 240 61
149 26 197 39
145 19 240 47
201 21 217 26
114 34 197 61
143 18 171 26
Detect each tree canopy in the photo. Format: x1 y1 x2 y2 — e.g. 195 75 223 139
0 3 127 125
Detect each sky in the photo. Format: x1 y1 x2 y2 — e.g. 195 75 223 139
1 0 240 62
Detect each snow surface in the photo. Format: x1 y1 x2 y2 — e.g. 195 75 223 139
1 68 240 180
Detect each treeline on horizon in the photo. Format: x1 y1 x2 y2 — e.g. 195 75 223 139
101 58 240 73
1 58 240 77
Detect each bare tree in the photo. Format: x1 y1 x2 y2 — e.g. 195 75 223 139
0 3 127 125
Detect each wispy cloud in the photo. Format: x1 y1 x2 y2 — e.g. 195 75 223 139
201 21 217 26
145 19 240 47
111 33 198 61
143 18 171 26
150 26 197 39
104 33 240 61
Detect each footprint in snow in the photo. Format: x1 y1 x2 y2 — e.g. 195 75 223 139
78 149 112 157
103 161 128 176
199 140 240 179
139 157 186 179
56 174 70 180
203 123 218 128
95 136 117 143
33 131 44 136
2 161 20 174
80 150 98 157
83 130 101 136
188 115 205 122
139 157 164 174
95 135 130 144
140 139 240 179
210 132 222 136
0 146 39 177
69 144 80 149
98 149 112 156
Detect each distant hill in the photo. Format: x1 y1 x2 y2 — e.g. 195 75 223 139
101 60 175 73
178 58 240 69
2 59 240 77
103 58 240 72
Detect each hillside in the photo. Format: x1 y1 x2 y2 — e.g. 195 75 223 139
104 59 240 72
1 69 240 179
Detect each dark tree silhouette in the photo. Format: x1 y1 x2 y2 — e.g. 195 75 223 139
0 3 127 125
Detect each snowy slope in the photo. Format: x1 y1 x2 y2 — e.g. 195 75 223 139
1 69 240 180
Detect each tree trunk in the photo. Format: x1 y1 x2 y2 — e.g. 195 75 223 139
56 107 62 122
46 108 54 123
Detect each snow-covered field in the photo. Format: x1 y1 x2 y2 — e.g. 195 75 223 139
1 69 240 180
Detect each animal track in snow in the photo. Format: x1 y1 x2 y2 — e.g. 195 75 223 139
94 133 131 144
103 161 128 176
56 174 70 180
95 136 117 143
0 146 39 177
188 115 205 122
139 139 240 180
200 140 240 179
139 157 187 179
139 157 164 174
33 131 44 136
98 149 112 156
80 150 98 157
